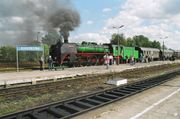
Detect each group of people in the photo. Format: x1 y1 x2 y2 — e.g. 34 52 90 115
103 53 136 69
39 55 56 71
40 53 137 71
103 53 114 69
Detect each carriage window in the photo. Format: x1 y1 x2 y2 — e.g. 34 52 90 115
116 47 118 50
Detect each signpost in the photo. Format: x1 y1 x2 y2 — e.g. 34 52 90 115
16 46 44 72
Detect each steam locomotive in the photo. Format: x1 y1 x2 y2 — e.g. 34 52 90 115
49 41 177 67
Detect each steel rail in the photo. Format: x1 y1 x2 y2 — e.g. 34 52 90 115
1 69 179 119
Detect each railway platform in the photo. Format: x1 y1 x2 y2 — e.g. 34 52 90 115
0 60 179 88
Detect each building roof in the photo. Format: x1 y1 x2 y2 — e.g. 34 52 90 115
163 49 174 53
140 47 159 52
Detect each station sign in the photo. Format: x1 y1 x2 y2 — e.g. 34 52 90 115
16 46 43 51
16 45 44 72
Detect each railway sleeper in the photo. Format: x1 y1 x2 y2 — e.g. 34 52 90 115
53 107 71 117
42 107 63 118
99 93 119 99
56 105 78 114
79 99 101 106
91 95 111 102
125 86 143 90
130 85 147 89
115 89 132 94
64 103 83 112
75 100 94 108
119 88 137 92
85 98 104 105
108 91 126 97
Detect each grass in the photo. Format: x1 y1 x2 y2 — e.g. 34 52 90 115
0 90 75 116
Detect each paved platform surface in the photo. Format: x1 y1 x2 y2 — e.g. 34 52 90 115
0 60 179 86
73 76 180 119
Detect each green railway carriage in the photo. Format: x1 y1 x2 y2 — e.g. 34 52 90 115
122 47 139 59
112 45 122 57
111 45 139 63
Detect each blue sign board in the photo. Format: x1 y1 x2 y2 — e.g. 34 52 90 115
16 46 43 51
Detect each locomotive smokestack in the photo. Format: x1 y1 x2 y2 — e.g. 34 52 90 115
63 31 69 43
60 29 69 43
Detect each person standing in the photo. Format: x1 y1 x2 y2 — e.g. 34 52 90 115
130 55 135 65
104 53 110 69
140 53 143 63
125 55 128 63
48 55 53 70
39 57 43 71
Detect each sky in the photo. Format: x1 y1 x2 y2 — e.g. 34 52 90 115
70 0 180 50
0 0 180 50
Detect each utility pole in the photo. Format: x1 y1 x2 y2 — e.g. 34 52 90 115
112 25 124 65
160 36 168 61
37 32 40 42
37 32 45 71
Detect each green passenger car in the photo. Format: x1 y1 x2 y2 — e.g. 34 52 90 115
112 45 122 56
122 46 139 60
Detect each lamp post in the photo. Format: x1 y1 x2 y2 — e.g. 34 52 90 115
112 25 124 65
160 36 168 61
37 32 40 42
37 32 45 71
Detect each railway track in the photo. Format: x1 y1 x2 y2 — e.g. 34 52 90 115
0 74 104 99
0 64 179 99
0 70 147 99
1 69 179 119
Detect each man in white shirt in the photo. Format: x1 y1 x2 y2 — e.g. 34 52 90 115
104 53 110 69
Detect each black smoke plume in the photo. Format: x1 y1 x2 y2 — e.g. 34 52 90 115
0 0 80 45
48 8 80 43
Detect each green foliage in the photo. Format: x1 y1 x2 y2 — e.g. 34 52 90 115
18 51 41 62
151 40 161 49
44 44 50 62
42 31 62 45
110 33 126 45
0 45 49 63
110 34 162 49
126 37 134 47
0 46 16 62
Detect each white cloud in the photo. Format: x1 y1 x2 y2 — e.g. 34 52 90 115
102 8 112 12
11 16 24 23
103 0 180 50
86 20 94 25
70 33 110 44
70 0 180 50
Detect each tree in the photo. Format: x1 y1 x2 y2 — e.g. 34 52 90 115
110 33 126 45
0 46 16 62
42 31 62 46
126 37 134 47
110 34 162 49
151 40 161 49
133 35 150 47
